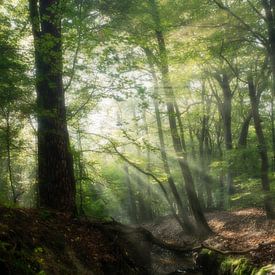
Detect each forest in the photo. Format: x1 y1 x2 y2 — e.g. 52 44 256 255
0 0 275 274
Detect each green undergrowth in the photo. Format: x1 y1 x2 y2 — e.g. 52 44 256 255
229 174 275 210
0 238 84 274
198 249 274 275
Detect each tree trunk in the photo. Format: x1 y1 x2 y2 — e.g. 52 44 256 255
29 0 76 212
145 48 195 232
154 94 194 232
6 112 16 204
174 102 187 153
214 73 234 195
149 0 211 235
262 0 275 171
132 107 152 223
142 109 154 221
199 83 213 209
124 165 138 224
248 77 275 219
76 127 85 216
238 111 252 148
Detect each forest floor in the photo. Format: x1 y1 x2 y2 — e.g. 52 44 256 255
145 208 275 272
0 206 274 274
0 206 150 274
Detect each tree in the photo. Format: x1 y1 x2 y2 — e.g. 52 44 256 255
29 0 76 212
148 0 211 235
212 0 275 171
0 13 31 205
247 75 275 218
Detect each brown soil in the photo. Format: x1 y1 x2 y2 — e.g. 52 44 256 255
0 206 148 275
1 207 274 274
145 208 275 267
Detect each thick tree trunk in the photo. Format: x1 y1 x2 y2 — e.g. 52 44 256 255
262 0 275 171
248 77 275 219
29 0 76 212
269 50 275 171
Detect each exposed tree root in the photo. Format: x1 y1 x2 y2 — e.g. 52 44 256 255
93 220 275 259
201 241 275 255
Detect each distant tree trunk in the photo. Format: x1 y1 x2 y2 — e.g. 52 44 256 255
153 88 194 232
174 103 187 153
215 117 223 158
199 115 213 209
145 48 195 232
213 116 225 209
5 112 16 204
124 165 138 224
29 0 76 212
149 0 211 235
76 127 85 216
187 119 197 159
132 107 152 223
198 84 213 209
238 111 252 148
142 109 154 221
248 76 275 219
197 115 207 209
214 73 234 195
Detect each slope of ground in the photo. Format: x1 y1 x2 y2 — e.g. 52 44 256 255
1 206 274 275
0 206 149 275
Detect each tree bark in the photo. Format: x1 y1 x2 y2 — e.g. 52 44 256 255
29 0 76 212
153 88 194 232
262 0 275 171
5 112 16 204
238 111 252 148
214 73 234 195
148 0 211 235
248 76 275 219
124 165 138 224
142 109 154 221
145 48 195 232
199 83 213 209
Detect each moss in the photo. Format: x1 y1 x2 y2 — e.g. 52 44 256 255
0 241 41 275
220 257 253 275
197 249 274 275
197 249 222 274
252 264 275 275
